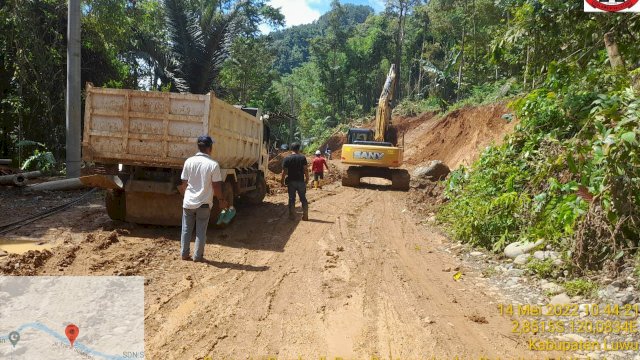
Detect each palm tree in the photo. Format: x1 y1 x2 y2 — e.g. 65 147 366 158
150 0 283 94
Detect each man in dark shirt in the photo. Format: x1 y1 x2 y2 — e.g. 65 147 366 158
281 142 309 220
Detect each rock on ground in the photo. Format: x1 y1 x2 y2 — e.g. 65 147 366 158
504 239 544 259
413 160 450 181
533 250 559 260
513 254 530 266
550 293 572 305
541 282 563 295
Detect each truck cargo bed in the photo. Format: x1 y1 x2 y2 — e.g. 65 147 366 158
82 85 264 169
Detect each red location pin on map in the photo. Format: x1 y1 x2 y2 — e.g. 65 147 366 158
65 324 79 348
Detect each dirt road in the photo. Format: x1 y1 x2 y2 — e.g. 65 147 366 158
2 179 545 359
0 104 539 358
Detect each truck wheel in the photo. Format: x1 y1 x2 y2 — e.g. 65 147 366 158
341 167 361 188
242 174 267 205
105 190 126 221
391 169 410 191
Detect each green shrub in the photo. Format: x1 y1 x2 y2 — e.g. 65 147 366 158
18 140 56 173
438 66 639 275
564 279 598 297
527 259 556 278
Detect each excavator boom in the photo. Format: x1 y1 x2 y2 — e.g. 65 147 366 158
374 65 396 143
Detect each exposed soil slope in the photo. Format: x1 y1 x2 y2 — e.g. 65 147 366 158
319 104 513 170
403 103 516 169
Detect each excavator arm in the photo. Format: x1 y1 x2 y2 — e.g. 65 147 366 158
374 64 397 143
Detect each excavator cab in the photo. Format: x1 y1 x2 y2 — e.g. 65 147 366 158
347 129 394 147
347 129 373 144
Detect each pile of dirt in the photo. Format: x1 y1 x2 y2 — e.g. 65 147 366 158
266 173 285 194
266 152 287 194
407 179 447 217
265 154 340 194
268 152 287 174
403 103 516 169
317 132 347 159
0 249 53 275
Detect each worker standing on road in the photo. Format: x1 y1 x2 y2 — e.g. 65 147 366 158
311 150 330 189
178 135 228 262
281 142 309 221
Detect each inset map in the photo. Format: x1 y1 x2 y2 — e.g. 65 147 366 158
0 276 144 359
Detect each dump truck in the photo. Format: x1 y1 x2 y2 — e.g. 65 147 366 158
340 65 410 190
82 84 269 225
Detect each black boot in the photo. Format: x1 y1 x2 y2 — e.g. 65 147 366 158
288 204 295 220
302 205 309 221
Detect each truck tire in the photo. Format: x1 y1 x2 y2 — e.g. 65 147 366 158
105 190 126 221
241 174 267 205
391 169 410 191
341 167 361 188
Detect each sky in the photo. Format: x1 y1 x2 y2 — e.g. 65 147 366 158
261 0 385 33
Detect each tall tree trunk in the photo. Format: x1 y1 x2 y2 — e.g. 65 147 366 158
457 27 465 101
604 31 625 70
604 31 639 93
394 6 405 103
457 0 468 101
416 41 425 98
472 0 477 67
523 45 530 90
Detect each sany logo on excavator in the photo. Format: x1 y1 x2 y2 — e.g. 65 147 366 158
354 151 384 160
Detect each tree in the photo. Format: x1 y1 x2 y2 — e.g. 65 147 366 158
346 15 393 111
385 0 419 102
158 0 283 94
0 0 165 160
268 4 373 74
219 37 278 107
311 0 350 119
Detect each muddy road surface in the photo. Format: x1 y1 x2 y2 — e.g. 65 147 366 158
1 180 545 359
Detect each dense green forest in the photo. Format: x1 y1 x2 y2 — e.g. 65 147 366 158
2 0 636 159
1 0 639 274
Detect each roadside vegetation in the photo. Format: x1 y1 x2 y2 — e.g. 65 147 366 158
440 65 640 278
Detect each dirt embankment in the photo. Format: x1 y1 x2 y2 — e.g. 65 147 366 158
314 104 513 170
403 103 516 169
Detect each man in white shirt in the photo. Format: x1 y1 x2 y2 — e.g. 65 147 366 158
178 135 227 262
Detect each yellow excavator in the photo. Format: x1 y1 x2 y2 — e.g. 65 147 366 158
340 64 410 190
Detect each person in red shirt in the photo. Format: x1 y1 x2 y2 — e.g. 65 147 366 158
311 150 330 189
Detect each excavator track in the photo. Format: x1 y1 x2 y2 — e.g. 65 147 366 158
341 167 361 188
340 166 411 191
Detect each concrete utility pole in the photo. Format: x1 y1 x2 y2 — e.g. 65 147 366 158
66 0 81 178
